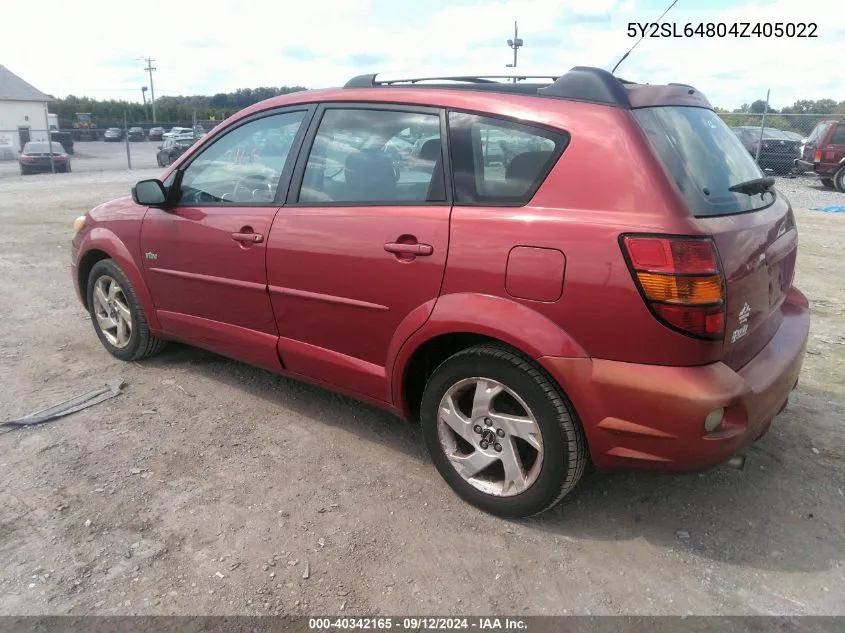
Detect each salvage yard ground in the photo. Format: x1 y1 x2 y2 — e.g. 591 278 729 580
0 167 843 616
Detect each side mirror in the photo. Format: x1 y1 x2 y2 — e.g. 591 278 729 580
132 178 168 206
157 145 163 150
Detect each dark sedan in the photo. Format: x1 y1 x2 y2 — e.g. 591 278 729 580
156 136 195 167
128 127 146 141
19 141 71 174
104 127 125 142
731 126 801 175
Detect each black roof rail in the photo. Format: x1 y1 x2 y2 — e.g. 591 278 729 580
344 74 561 87
345 73 378 88
341 67 708 110
538 66 630 107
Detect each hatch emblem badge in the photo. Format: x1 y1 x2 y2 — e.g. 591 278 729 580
731 303 751 344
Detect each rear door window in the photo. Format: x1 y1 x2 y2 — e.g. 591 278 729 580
634 106 774 217
447 112 569 205
297 108 445 204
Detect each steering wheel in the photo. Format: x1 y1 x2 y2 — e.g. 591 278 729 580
232 174 275 202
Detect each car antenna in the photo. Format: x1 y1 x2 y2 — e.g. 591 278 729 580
611 0 680 75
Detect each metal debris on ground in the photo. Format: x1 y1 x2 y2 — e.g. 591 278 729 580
2 378 125 431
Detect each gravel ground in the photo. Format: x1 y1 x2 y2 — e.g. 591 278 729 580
0 171 843 616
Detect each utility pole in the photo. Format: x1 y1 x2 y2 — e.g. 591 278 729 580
506 21 524 83
140 57 157 123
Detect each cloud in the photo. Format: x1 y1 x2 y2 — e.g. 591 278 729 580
1 0 838 110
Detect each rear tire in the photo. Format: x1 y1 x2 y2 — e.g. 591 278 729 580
834 167 845 193
420 344 588 518
821 178 835 189
86 259 167 362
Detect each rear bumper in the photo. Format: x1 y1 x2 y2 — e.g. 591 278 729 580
21 162 67 172
814 162 839 177
539 286 810 472
794 159 814 171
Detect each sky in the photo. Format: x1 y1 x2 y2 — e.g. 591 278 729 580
2 0 842 110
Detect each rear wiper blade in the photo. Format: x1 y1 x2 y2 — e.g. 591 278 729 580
728 176 776 196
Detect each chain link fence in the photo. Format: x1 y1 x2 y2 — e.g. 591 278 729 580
3 109 840 179
715 112 837 177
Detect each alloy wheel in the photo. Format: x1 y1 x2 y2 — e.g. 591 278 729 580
437 377 544 497
92 275 132 348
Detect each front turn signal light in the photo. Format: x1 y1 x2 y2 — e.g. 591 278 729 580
72 215 86 238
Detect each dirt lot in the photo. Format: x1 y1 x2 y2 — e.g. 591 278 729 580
0 170 843 616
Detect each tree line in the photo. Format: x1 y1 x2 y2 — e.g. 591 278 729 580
50 89 844 131
715 99 845 135
50 86 308 127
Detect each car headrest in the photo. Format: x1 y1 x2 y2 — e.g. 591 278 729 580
344 149 397 200
418 139 441 162
505 151 553 185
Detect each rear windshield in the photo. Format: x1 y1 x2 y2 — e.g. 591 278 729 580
634 106 773 217
23 143 59 153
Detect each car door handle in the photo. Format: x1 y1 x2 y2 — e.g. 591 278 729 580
232 231 264 244
384 242 433 256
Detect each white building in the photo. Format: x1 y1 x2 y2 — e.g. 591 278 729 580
0 65 51 156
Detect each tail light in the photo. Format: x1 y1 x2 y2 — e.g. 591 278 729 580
621 235 725 340
20 156 34 163
813 149 822 163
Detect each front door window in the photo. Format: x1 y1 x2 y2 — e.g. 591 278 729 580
178 110 307 205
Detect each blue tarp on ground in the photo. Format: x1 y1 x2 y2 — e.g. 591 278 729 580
810 205 845 213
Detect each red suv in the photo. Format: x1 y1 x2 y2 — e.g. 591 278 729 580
70 67 810 518
796 118 845 191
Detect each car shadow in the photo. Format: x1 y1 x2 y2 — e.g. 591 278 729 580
143 344 843 575
522 384 844 574
142 343 428 464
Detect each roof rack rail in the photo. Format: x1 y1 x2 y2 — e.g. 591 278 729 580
341 67 707 110
538 66 630 107
344 74 561 88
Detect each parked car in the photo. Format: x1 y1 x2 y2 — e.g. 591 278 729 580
103 127 125 142
731 126 801 175
128 127 146 142
155 135 195 166
163 126 192 139
795 119 845 191
70 67 809 518
148 127 165 141
19 141 71 174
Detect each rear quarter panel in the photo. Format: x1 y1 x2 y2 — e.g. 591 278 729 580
438 102 724 366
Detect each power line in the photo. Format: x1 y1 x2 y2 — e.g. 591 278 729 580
139 57 157 122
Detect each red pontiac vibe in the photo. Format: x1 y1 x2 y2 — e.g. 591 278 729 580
70 67 810 518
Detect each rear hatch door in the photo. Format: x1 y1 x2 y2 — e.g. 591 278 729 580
634 106 798 370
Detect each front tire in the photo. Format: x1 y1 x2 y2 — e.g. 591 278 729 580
86 259 166 361
420 344 587 518
834 167 845 193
